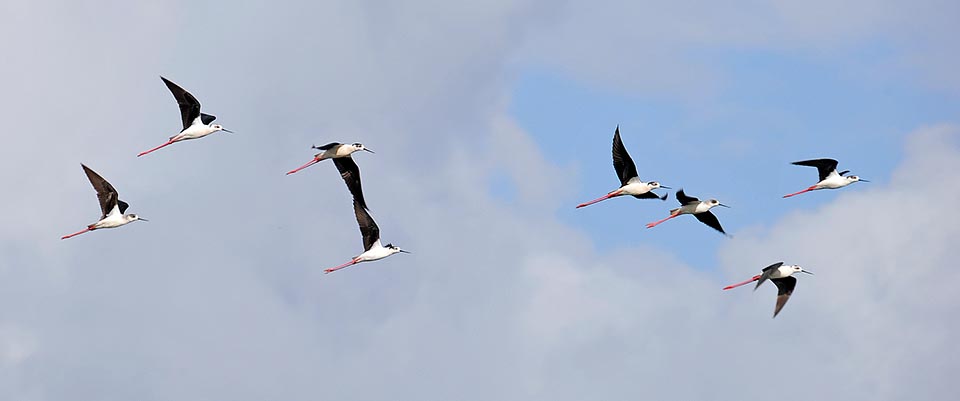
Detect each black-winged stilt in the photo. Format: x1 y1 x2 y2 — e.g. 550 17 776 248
645 189 729 235
576 126 669 208
138 76 232 157
783 158 867 198
324 199 408 274
723 262 813 318
61 164 147 239
287 143 373 210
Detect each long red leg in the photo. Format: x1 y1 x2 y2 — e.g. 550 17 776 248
286 158 320 175
61 227 93 240
324 259 358 274
783 185 817 198
137 140 175 157
576 190 621 209
645 212 679 229
723 275 762 290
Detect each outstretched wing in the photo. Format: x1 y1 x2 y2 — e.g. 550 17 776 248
200 113 217 125
160 76 202 130
611 126 639 186
632 191 666 201
675 189 699 205
353 199 380 252
81 164 119 219
694 210 726 235
771 276 797 318
315 142 340 150
333 157 368 211
754 262 785 290
792 158 839 182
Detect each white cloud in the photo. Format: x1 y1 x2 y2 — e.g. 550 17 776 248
0 1 957 400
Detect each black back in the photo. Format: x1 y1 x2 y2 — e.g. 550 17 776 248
792 158 839 182
771 276 797 318
353 199 380 251
694 211 726 235
316 142 340 151
675 189 699 205
81 164 120 219
333 157 369 211
611 126 639 186
754 262 785 290
160 76 202 130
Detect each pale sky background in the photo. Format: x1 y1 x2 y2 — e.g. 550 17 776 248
1 1 959 400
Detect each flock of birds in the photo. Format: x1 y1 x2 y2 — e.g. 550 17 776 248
60 77 868 318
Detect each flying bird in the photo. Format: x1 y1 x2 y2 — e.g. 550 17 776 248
286 143 374 210
323 199 409 274
783 158 867 198
645 189 729 235
61 164 147 239
723 262 813 318
576 126 669 208
138 76 232 157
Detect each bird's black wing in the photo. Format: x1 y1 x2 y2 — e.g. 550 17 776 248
117 200 129 214
161 76 202 130
675 189 699 205
200 113 217 125
333 157 368 211
315 142 340 150
632 191 666 201
792 158 839 182
694 210 726 235
611 126 639 186
754 262 785 290
81 164 120 219
771 276 797 318
353 199 380 252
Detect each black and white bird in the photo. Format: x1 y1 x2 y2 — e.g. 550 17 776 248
783 158 867 198
323 199 409 274
138 76 232 157
723 262 813 318
286 143 373 210
645 189 729 235
576 126 669 208
61 164 147 239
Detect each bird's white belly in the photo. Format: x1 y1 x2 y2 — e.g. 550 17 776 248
619 182 652 195
335 147 354 157
818 176 849 189
94 215 128 229
176 125 215 140
693 203 712 213
358 247 393 261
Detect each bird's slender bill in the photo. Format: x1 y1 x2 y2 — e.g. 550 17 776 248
139 218 149 222
660 185 672 189
363 148 375 154
137 140 175 157
324 259 358 274
801 270 814 275
718 203 730 208
286 158 320 175
859 179 870 182
723 274 761 290
398 249 411 254
222 129 234 133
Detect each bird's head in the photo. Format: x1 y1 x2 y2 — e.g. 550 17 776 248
212 124 233 133
126 214 148 223
792 265 813 275
351 143 375 154
385 243 410 255
648 181 671 189
707 199 730 208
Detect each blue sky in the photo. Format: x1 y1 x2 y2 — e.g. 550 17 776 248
510 47 959 267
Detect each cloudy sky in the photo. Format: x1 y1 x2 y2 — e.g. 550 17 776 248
1 1 959 400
